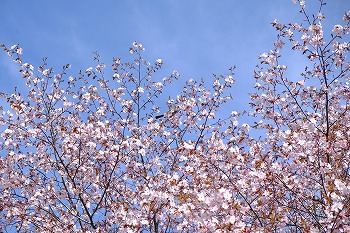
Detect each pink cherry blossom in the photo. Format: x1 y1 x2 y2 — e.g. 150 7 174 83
1 1 350 232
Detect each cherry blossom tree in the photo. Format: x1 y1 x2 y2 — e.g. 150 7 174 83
0 40 237 232
0 0 350 232
248 0 350 231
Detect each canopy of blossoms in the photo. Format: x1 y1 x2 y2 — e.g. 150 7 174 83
0 0 350 232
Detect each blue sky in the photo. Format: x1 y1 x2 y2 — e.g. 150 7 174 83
0 0 348 115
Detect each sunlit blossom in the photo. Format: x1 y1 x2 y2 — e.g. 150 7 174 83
332 24 343 36
95 63 106 73
156 58 163 65
344 11 350 21
225 75 235 84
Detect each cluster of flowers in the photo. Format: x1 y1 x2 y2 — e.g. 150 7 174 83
0 1 350 232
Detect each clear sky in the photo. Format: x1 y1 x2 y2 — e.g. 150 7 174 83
0 0 348 115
